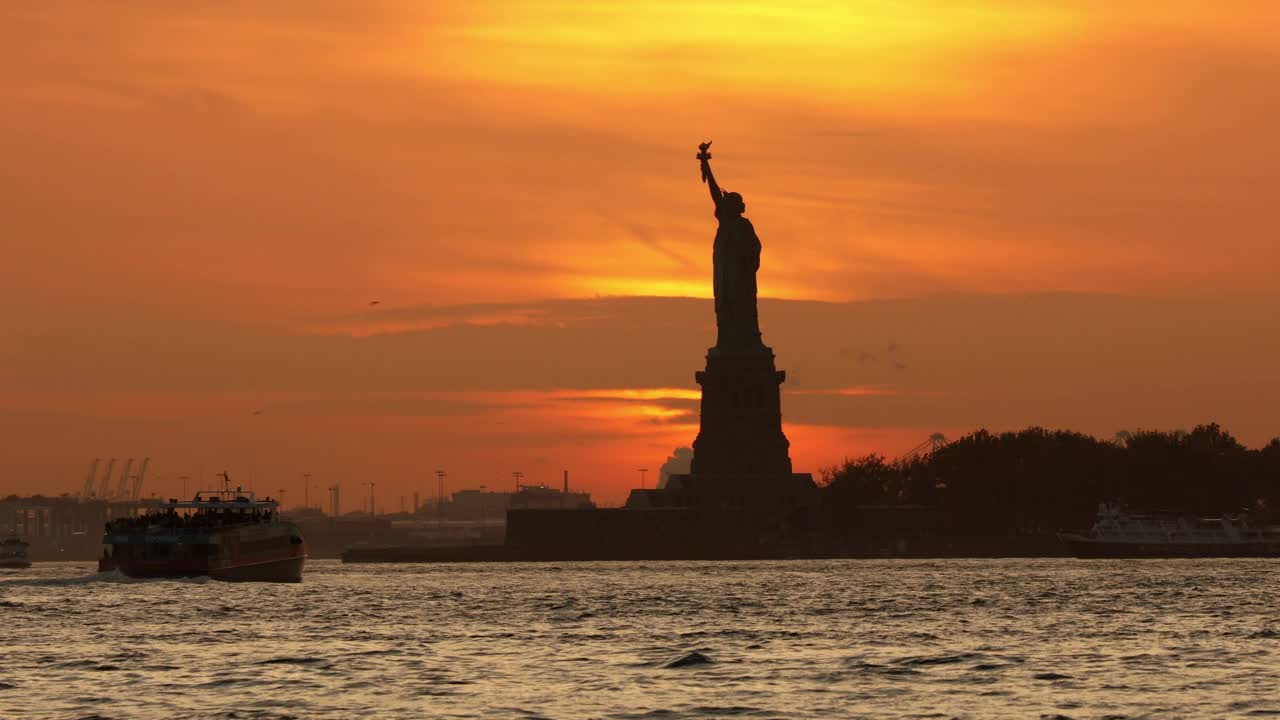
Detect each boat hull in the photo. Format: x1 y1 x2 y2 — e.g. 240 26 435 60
112 552 305 582
102 519 307 582
0 559 32 569
211 554 305 583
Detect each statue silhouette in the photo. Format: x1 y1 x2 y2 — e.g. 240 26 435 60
698 141 762 350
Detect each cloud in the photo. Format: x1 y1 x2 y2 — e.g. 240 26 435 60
5 292 1280 502
8 291 1280 425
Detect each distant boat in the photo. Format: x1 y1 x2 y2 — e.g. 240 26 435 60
1058 502 1280 558
99 479 306 582
0 535 31 569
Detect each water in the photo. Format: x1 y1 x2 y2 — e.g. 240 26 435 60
3 559 1279 719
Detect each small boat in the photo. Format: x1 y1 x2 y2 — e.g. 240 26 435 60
1058 502 1280 558
99 474 306 582
0 535 31 569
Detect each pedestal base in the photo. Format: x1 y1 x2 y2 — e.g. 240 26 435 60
624 471 819 541
691 344 793 476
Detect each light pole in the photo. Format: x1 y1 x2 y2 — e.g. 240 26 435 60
363 481 376 516
249 409 263 493
638 468 649 490
512 471 524 493
278 488 287 510
303 473 311 511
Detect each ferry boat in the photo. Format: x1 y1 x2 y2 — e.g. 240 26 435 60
99 475 306 582
1058 502 1280 558
0 535 31 569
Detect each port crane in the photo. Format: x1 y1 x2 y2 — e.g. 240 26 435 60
131 458 149 500
97 458 116 499
114 459 134 500
82 459 100 499
81 456 150 501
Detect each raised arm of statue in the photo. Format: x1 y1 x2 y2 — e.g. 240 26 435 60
697 141 723 207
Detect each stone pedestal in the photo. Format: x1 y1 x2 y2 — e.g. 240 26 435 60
621 341 818 539
691 344 793 475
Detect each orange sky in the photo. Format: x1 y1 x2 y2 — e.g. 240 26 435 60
2 2 1279 505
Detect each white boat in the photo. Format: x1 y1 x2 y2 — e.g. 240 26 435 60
0 535 31 569
1058 502 1280 558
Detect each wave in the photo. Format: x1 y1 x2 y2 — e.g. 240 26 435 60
5 560 1280 718
662 651 713 669
257 657 331 666
894 652 983 667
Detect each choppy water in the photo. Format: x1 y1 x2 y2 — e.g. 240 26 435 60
3 560 1280 719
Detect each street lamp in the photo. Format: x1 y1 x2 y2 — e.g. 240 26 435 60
638 468 649 490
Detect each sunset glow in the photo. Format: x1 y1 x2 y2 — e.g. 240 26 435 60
3 2 1279 504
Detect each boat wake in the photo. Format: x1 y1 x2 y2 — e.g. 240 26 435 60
0 569 212 587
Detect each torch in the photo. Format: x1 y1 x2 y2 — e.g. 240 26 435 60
697 140 713 182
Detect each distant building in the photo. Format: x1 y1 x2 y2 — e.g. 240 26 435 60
443 489 510 521
510 485 594 510
425 484 594 522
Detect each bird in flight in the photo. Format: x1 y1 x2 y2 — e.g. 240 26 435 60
369 300 381 306
252 410 263 415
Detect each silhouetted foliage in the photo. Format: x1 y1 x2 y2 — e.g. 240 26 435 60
821 424 1280 536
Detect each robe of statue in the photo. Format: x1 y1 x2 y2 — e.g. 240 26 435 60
712 205 762 349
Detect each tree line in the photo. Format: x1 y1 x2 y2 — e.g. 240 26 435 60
820 424 1280 536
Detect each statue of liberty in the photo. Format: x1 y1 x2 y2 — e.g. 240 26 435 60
697 141 763 350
